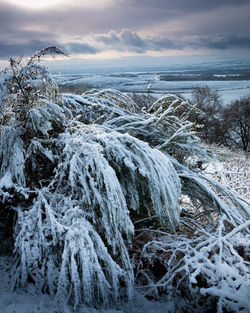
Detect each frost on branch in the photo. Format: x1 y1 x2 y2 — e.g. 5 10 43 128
136 216 250 313
13 190 133 309
0 126 25 189
63 89 249 225
172 159 250 225
10 125 182 308
0 50 249 310
0 47 64 123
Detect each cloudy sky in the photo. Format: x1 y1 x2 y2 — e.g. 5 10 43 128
0 0 250 68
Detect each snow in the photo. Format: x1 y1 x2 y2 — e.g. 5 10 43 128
55 72 250 103
0 170 13 190
0 257 175 313
137 216 250 313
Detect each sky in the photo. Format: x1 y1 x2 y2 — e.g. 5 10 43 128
0 0 250 69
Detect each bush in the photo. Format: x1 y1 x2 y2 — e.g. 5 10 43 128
191 87 250 151
0 49 249 311
221 97 250 151
136 217 250 313
191 86 222 144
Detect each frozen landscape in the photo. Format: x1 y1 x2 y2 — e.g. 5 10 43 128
55 63 250 104
0 51 249 313
1 0 250 311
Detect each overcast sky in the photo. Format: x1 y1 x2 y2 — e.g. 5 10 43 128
0 0 250 67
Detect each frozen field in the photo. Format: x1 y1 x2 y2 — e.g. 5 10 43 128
55 71 250 104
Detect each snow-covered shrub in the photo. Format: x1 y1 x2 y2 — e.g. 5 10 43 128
63 90 249 225
10 124 183 309
136 216 250 313
0 47 66 123
0 49 249 311
203 145 249 201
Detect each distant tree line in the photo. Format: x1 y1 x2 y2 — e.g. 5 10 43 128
191 86 249 152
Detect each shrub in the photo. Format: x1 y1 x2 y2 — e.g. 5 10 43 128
136 216 250 313
0 49 249 311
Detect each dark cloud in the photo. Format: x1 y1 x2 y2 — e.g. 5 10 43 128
97 30 180 52
64 43 100 54
97 30 250 53
97 30 147 53
186 33 250 50
0 40 56 58
148 37 182 50
125 0 250 13
0 39 99 59
1 30 248 59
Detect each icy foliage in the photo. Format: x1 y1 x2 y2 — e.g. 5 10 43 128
63 89 208 161
62 90 249 225
172 158 250 225
136 216 250 313
203 145 249 201
0 52 249 311
13 191 133 309
0 47 65 125
8 123 183 309
91 130 181 228
83 89 140 113
0 127 25 188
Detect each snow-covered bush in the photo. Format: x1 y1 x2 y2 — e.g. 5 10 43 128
136 216 250 313
203 145 249 201
0 47 66 122
0 49 249 311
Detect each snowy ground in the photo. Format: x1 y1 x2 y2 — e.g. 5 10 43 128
0 258 174 313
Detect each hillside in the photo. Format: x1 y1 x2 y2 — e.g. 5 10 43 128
0 50 249 313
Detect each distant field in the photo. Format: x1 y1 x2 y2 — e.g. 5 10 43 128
56 69 250 104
